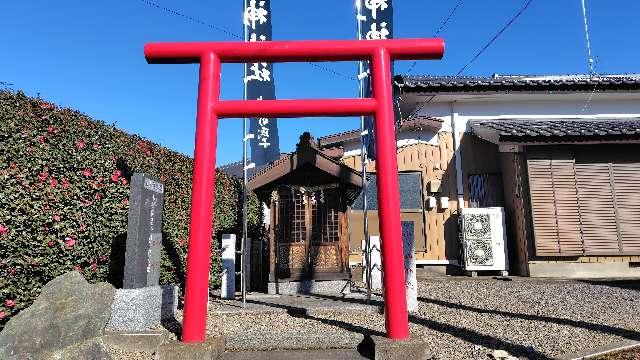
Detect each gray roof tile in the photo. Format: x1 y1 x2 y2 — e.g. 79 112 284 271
396 74 640 93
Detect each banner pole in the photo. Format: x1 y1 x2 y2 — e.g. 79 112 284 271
356 0 372 304
241 0 249 307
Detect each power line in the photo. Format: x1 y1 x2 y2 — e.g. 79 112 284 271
138 0 355 81
139 0 242 40
406 0 464 74
407 0 536 119
456 0 535 76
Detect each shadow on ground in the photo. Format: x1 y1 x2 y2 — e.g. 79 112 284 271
579 280 640 292
244 294 553 359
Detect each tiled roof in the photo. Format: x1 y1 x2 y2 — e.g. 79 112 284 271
470 118 640 144
317 116 444 148
396 74 640 93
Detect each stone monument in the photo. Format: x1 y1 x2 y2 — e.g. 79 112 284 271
221 234 236 299
402 221 418 312
363 236 382 290
123 173 164 289
108 173 178 331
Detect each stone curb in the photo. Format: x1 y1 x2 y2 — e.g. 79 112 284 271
101 330 170 353
555 339 640 360
155 336 225 360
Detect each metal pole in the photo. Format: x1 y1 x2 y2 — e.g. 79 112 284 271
356 0 372 303
182 51 220 343
371 47 409 340
241 0 249 307
361 134 371 303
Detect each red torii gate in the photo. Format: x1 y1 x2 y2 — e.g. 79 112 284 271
144 38 444 343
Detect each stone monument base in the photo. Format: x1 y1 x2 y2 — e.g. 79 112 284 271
268 280 351 296
368 335 432 360
106 284 179 332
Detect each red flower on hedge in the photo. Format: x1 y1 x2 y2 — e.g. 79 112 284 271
82 169 92 177
0 310 6 319
79 223 87 232
179 239 186 247
38 172 48 182
0 224 8 236
4 299 15 308
53 214 61 222
61 178 70 189
111 170 122 182
121 198 129 206
93 144 100 150
49 178 58 188
47 125 58 134
64 237 76 247
94 192 102 201
90 262 98 271
37 136 46 144
47 241 55 247
75 265 83 273
121 178 128 185
75 140 86 150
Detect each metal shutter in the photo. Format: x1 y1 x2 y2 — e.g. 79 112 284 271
527 155 560 255
551 152 583 255
575 162 620 255
527 149 582 256
612 163 640 253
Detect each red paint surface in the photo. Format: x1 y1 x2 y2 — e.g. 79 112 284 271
144 38 444 343
181 51 220 342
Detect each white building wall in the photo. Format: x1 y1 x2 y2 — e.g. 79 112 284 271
413 95 640 134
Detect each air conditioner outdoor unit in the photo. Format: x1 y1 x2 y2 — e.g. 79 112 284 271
459 207 508 274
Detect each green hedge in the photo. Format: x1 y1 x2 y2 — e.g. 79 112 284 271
0 90 260 328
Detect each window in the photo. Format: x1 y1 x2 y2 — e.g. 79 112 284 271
352 172 423 210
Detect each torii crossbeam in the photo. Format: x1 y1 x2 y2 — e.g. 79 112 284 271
144 38 445 343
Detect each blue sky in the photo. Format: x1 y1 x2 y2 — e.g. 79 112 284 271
2 1 639 165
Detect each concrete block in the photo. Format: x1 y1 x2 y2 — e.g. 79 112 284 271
528 261 640 278
155 336 225 360
268 280 351 295
369 335 431 360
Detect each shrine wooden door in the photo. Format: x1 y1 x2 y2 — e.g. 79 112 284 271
275 186 347 280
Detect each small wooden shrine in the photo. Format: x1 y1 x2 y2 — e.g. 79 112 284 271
248 132 362 292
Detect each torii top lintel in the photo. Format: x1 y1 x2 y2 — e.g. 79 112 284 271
144 38 444 64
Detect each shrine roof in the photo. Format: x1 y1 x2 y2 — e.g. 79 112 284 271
246 132 363 199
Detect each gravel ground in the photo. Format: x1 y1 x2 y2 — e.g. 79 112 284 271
204 278 640 360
